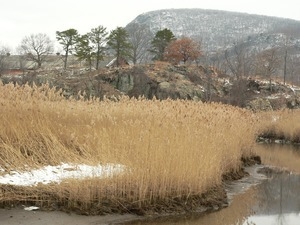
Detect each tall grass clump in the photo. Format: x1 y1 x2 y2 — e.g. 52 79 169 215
257 109 300 143
0 82 258 214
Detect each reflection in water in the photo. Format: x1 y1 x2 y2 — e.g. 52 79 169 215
122 144 300 225
244 214 300 225
244 171 300 225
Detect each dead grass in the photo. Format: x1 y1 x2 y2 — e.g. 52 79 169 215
0 82 258 214
256 109 300 143
255 143 300 173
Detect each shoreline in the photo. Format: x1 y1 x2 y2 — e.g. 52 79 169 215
0 162 267 225
0 156 262 225
0 207 139 225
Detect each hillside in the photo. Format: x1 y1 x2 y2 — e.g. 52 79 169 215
1 63 299 111
126 9 300 85
2 9 300 110
127 8 300 51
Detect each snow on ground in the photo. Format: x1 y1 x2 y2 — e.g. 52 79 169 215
0 163 125 186
24 206 40 211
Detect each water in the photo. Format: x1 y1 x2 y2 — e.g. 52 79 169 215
244 170 300 225
122 144 300 225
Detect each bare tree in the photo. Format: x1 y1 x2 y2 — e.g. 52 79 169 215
16 46 27 75
0 45 11 75
126 23 152 64
288 55 300 85
20 33 54 68
283 41 288 85
256 48 281 91
281 34 296 85
225 41 254 79
208 48 224 70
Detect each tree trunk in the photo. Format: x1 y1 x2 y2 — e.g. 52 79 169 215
283 48 287 85
64 53 68 69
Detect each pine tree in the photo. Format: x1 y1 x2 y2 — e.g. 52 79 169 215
149 28 176 61
107 27 132 67
74 34 94 70
88 26 108 69
56 29 79 69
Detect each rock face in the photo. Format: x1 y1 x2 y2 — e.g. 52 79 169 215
1 63 300 111
246 98 273 112
97 64 206 101
116 73 134 93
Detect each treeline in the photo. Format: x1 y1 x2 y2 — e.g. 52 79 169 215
0 25 202 72
1 23 300 86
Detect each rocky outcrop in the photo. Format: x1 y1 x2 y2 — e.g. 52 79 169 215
246 98 273 112
97 64 206 100
1 64 299 110
244 79 300 111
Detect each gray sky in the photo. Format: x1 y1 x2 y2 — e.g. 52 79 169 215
1 0 299 51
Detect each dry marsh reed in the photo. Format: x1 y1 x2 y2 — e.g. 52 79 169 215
255 143 300 173
0 82 258 213
256 109 300 143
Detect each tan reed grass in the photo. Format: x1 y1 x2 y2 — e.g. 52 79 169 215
255 143 300 173
256 109 300 143
0 82 258 213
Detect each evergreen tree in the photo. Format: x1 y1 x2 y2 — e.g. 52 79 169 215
56 29 79 69
107 27 132 67
150 28 176 61
74 34 94 70
88 25 108 69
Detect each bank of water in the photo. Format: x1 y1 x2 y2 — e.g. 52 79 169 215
120 144 300 225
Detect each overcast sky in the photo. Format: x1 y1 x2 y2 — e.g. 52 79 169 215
1 0 299 51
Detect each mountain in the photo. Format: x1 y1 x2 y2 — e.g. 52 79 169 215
127 8 300 51
126 9 300 84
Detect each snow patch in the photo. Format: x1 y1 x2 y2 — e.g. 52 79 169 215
0 163 125 186
24 206 40 211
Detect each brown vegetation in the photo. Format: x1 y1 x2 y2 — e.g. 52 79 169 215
0 82 258 214
164 37 201 65
0 77 299 216
257 109 300 143
255 143 300 173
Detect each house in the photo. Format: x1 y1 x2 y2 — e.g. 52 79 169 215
106 57 129 68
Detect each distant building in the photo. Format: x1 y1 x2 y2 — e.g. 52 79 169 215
106 57 129 68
